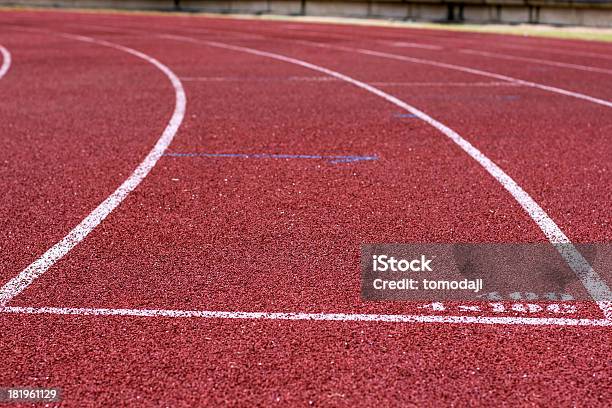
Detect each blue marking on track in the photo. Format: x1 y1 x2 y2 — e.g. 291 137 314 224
394 113 417 118
164 152 378 164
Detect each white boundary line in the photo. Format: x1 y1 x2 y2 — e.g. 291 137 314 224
459 49 612 75
1 306 610 327
160 34 612 320
0 45 11 79
0 33 187 306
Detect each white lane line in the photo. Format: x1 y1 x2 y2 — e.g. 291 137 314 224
150 23 612 84
495 42 612 62
181 77 517 87
0 45 11 79
1 306 610 327
369 81 520 87
161 34 612 320
0 33 186 306
161 26 612 108
297 41 612 109
460 49 612 75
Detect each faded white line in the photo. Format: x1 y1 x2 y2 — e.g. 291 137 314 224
181 75 336 82
460 49 612 75
1 306 610 327
383 41 443 50
370 81 521 87
0 33 186 306
0 45 11 79
181 77 517 87
161 34 612 319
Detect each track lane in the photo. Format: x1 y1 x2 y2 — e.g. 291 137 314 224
0 314 610 406
284 24 612 65
61 15 612 103
91 14 612 69
0 10 610 407
10 9 609 61
0 29 186 305
0 29 176 285
24 11 612 81
143 24 612 246
2 9 608 316
251 39 612 243
171 31 609 310
2 11 608 316
7 34 548 316
157 23 612 103
4 24 608 318
248 18 612 57
456 48 612 75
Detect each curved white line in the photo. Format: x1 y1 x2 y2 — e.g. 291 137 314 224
300 42 612 109
164 28 612 108
0 45 11 79
460 49 612 76
0 34 186 306
356 48 612 109
495 42 612 62
162 34 612 319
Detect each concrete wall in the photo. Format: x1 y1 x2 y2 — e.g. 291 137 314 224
1 0 611 27
1 0 174 10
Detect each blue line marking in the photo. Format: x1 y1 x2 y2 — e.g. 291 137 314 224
394 113 417 118
164 152 378 164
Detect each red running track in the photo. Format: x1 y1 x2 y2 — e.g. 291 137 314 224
0 9 611 406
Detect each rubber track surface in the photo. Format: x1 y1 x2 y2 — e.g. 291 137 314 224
0 9 610 407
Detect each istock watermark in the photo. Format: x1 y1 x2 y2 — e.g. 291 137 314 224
372 254 433 272
361 243 611 301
